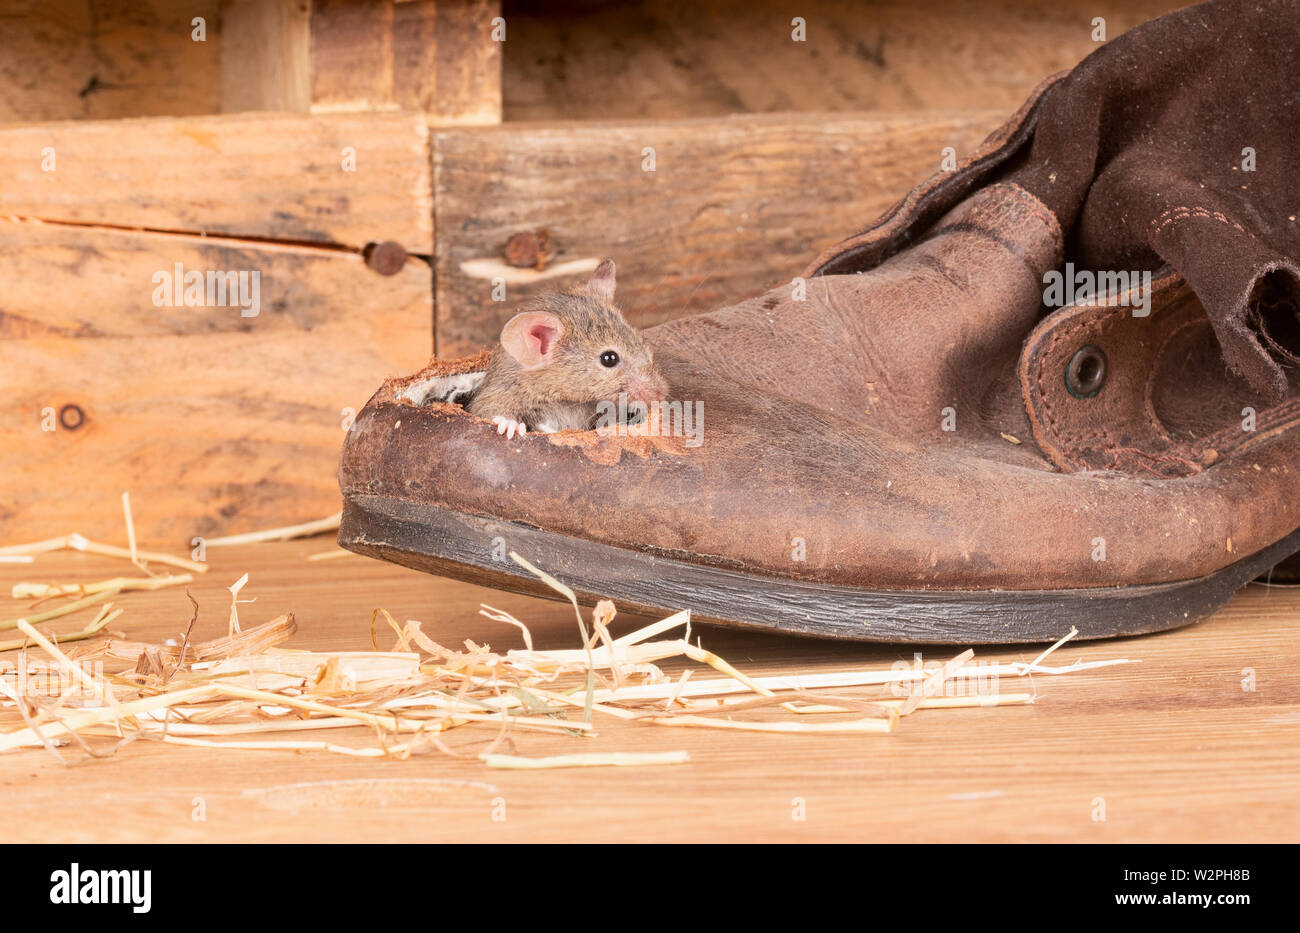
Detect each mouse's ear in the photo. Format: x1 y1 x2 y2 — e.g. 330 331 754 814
587 258 617 303
500 310 565 369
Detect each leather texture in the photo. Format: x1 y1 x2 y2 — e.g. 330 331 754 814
340 0 1300 596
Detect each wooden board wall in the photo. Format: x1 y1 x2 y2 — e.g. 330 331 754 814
0 111 432 247
433 109 1005 356
0 0 223 123
2 0 1181 127
308 0 502 123
501 0 1186 120
0 0 500 126
221 0 503 123
0 111 433 545
219 0 313 113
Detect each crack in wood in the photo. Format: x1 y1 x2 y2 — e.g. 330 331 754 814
0 214 432 266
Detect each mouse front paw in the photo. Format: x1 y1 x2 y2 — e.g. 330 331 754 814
491 415 528 439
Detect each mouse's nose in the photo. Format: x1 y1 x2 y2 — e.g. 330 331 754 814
624 371 669 403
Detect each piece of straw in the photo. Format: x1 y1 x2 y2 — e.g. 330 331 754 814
0 606 122 654
120 491 147 575
12 574 192 600
1018 627 1080 675
643 713 897 734
1 588 120 631
15 619 113 706
664 670 693 710
612 610 690 647
202 513 342 547
510 551 595 724
0 534 206 574
478 604 534 650
585 657 1137 704
0 532 205 576
227 573 249 636
481 751 690 769
159 735 397 757
103 613 296 664
306 548 354 562
900 649 974 715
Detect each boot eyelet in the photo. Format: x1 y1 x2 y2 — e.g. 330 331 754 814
1065 345 1107 399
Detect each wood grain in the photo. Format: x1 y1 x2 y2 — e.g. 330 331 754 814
0 221 428 339
309 0 501 123
433 109 1004 355
220 0 313 113
0 0 222 124
0 301 429 545
310 0 396 113
0 0 1176 128
0 111 432 252
423 0 502 126
501 0 1185 121
0 540 1295 843
0 110 434 543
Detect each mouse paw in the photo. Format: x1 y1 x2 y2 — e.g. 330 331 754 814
491 416 528 439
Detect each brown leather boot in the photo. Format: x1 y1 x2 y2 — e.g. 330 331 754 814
339 0 1300 642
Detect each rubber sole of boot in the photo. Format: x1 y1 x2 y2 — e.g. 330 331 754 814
339 494 1300 644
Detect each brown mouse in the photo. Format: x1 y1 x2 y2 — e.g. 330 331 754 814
465 259 669 438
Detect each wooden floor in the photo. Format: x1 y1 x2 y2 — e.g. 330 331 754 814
2 539 1298 843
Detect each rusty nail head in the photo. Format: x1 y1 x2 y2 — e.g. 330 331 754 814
504 229 552 270
365 241 407 276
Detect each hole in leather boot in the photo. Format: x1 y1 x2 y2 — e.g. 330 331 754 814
1247 269 1300 365
397 371 486 407
1065 345 1107 398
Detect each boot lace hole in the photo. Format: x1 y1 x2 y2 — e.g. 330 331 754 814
1066 345 1107 398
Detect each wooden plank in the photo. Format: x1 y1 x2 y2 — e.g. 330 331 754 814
0 111 432 252
1 540 1297 843
0 0 1175 127
0 109 433 542
0 256 430 543
425 0 502 125
309 0 502 123
0 0 221 123
432 110 1004 356
501 0 1185 121
391 0 441 113
0 221 427 340
310 0 396 113
220 0 313 113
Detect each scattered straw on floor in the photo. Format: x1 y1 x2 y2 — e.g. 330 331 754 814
0 527 1137 768
0 506 1134 769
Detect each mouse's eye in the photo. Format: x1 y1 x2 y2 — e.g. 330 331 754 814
599 350 620 368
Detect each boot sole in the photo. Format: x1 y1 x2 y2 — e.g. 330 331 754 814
339 494 1300 643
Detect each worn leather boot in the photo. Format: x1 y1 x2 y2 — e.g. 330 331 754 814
339 0 1300 642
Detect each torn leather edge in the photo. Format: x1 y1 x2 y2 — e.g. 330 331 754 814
804 70 1068 278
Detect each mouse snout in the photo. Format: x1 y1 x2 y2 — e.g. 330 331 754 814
623 370 669 404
